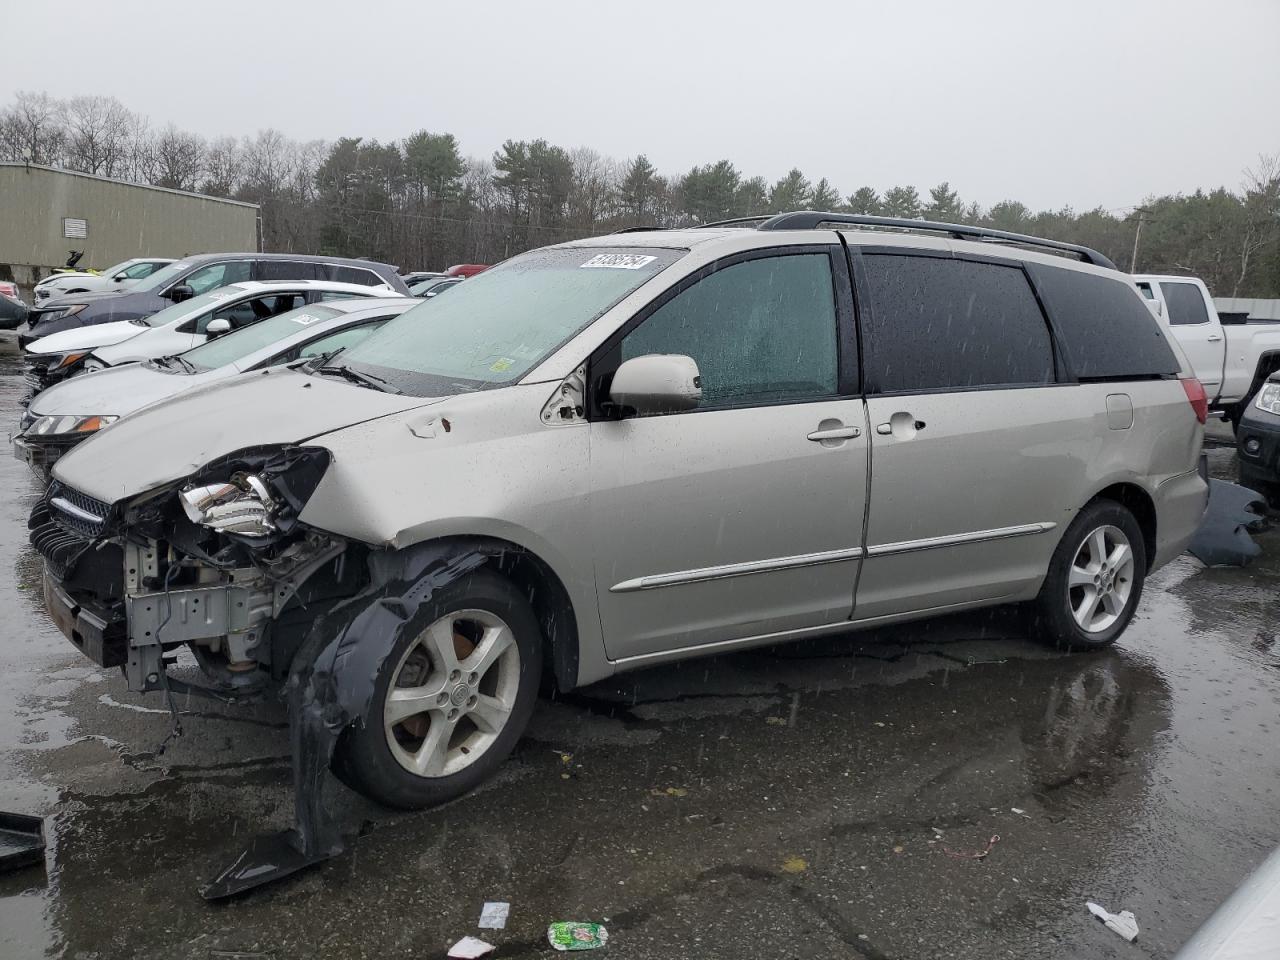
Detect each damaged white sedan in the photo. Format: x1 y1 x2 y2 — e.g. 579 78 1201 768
31 214 1207 893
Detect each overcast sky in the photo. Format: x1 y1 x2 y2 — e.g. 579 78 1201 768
3 0 1277 211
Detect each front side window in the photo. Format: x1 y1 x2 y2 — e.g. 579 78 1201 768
1160 281 1210 325
184 260 252 295
334 246 683 396
119 261 164 280
616 253 838 409
860 255 1054 393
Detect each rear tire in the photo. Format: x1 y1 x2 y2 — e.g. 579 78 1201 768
331 570 543 809
1030 500 1146 650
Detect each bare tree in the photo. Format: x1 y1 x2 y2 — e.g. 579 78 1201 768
0 90 66 165
1235 153 1280 295
201 136 244 198
63 95 135 176
151 124 206 191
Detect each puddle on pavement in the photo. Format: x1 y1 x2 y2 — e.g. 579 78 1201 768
1 351 1278 959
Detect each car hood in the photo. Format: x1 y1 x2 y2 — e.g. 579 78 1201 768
27 319 147 355
27 362 221 419
52 367 444 504
35 288 129 309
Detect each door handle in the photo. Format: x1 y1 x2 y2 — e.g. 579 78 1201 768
807 425 860 442
876 412 927 437
1206 335 1223 342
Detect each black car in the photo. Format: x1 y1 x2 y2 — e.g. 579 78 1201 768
19 253 408 347
0 290 27 330
1236 375 1280 493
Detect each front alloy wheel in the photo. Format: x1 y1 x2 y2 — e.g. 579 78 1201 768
332 570 543 809
384 609 522 778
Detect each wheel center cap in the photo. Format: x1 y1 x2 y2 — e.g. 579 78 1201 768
450 684 469 707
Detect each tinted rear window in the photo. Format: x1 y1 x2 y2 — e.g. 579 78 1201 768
327 265 384 286
257 260 319 281
1029 265 1180 379
859 254 1054 393
1161 281 1211 326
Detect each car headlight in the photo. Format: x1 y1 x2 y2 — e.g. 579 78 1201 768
25 414 118 437
180 474 277 538
52 351 89 370
1255 381 1280 415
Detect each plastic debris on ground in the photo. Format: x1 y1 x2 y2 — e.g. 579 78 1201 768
942 834 1000 860
781 855 808 873
0 811 46 873
447 936 496 958
1087 901 1140 942
478 901 510 930
1187 479 1267 567
547 922 609 951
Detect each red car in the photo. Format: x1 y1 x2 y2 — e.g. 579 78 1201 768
445 263 489 278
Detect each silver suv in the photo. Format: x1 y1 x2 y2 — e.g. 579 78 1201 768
34 213 1208 812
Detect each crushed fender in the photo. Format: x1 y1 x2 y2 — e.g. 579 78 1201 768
1187 479 1268 567
203 542 506 900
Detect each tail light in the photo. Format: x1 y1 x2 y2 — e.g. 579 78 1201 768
1181 377 1208 425
0 282 17 298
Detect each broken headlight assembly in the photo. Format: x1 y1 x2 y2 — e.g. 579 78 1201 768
180 474 278 537
1254 381 1280 416
25 413 119 437
177 446 332 543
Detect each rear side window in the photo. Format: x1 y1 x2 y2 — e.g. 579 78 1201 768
326 265 384 287
1029 265 1180 379
257 260 319 281
1160 281 1210 326
859 255 1053 393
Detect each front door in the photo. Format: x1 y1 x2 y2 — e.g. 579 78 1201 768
849 249 1086 621
588 247 869 661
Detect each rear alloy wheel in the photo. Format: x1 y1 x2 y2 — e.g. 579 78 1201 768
1031 500 1147 649
332 570 542 809
1066 525 1135 634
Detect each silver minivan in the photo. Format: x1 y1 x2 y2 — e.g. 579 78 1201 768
34 213 1208 813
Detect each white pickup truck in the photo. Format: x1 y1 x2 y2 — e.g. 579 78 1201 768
1134 274 1280 428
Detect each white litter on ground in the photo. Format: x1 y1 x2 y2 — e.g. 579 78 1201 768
1087 901 1140 942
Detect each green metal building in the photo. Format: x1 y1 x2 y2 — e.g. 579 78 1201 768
0 162 259 297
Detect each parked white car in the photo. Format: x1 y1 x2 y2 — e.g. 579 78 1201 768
22 280 395 395
15 297 413 476
1134 274 1280 427
33 258 175 303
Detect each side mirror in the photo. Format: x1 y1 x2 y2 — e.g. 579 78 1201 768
168 284 195 302
205 318 232 337
609 354 702 416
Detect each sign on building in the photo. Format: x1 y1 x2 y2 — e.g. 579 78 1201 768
63 217 88 239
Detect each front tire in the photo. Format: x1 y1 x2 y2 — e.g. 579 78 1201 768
332 570 543 809
1030 500 1146 649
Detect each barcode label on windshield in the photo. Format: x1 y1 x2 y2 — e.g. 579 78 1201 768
580 254 657 270
291 314 322 325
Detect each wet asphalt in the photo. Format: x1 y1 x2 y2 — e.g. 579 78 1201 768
0 344 1278 960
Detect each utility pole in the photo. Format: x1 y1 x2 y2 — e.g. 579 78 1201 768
1129 207 1153 272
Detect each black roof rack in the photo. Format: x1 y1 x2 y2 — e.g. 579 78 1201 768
756 211 1117 269
613 225 667 233
695 215 773 229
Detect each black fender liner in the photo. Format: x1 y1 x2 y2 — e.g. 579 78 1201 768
202 539 514 899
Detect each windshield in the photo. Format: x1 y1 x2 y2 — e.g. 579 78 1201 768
138 286 244 328
180 303 345 370
332 246 681 395
130 259 194 293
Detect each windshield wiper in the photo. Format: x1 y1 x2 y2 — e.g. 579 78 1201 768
156 354 197 373
314 364 400 394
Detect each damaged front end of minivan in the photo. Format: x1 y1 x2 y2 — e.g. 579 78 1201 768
30 444 360 701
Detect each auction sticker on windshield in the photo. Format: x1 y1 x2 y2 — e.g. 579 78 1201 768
580 253 657 270
291 314 322 325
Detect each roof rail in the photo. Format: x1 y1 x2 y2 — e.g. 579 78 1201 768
694 215 773 229
756 211 1118 270
613 225 667 233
